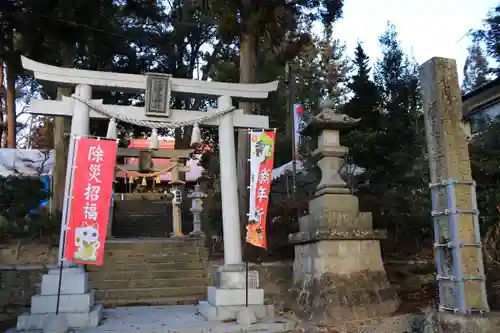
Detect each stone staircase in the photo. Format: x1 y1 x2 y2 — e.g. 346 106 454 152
112 197 172 237
87 238 211 307
112 194 192 237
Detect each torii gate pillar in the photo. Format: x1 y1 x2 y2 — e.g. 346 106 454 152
217 96 243 266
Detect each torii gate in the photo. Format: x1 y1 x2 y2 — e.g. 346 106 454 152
21 56 276 268
17 57 277 329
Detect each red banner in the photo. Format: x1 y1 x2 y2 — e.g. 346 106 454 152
63 138 117 265
246 130 276 249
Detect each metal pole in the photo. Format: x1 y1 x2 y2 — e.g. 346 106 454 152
55 134 79 315
57 134 79 263
245 242 249 307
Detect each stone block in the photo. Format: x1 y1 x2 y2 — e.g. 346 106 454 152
289 270 399 324
31 292 94 314
237 307 257 325
42 314 68 333
299 212 373 234
214 269 259 289
298 215 311 234
17 304 103 330
315 211 372 231
207 286 264 306
41 271 89 295
47 266 84 274
309 193 359 217
293 239 386 276
198 301 274 321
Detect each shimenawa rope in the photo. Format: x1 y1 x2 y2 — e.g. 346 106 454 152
115 163 180 179
70 94 236 129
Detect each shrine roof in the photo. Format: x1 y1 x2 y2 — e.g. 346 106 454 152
117 139 203 182
128 139 174 149
463 77 500 117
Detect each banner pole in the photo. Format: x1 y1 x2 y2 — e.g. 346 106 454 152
55 134 79 315
245 130 250 308
57 135 78 263
245 130 253 308
245 241 249 307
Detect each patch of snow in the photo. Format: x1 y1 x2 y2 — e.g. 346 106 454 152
0 149 53 177
272 160 304 181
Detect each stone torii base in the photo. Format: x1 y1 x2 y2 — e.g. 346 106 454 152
16 265 102 330
197 264 275 321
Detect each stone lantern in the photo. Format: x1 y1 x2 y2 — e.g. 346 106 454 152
289 100 399 325
188 184 207 234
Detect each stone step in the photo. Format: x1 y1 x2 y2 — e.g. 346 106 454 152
114 216 172 221
114 203 169 209
112 225 191 234
88 268 207 280
111 230 172 238
114 218 171 222
104 239 202 251
115 202 168 206
87 261 205 272
114 206 170 214
99 295 206 308
114 216 191 224
95 286 207 300
91 277 210 289
100 253 201 264
114 198 168 203
114 207 170 213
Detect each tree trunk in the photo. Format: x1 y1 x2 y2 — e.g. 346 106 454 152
236 32 258 229
51 48 73 215
0 61 5 147
5 60 16 148
174 97 195 191
52 92 72 215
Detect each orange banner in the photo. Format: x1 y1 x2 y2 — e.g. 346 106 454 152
246 130 276 249
63 138 117 265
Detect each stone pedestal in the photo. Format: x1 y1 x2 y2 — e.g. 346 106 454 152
289 101 399 325
17 265 103 330
198 265 274 321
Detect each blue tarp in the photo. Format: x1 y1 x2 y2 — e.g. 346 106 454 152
27 175 51 216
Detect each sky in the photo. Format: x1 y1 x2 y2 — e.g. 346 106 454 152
326 0 499 79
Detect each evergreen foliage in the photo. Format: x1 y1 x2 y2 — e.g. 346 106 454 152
344 23 429 247
463 41 491 92
473 5 500 76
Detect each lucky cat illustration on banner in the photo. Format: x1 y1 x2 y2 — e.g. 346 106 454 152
73 222 100 262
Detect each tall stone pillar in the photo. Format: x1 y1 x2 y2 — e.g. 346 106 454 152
17 84 103 330
420 57 488 313
198 96 273 322
289 100 399 325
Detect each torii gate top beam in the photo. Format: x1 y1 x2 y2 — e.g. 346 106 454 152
21 56 278 98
